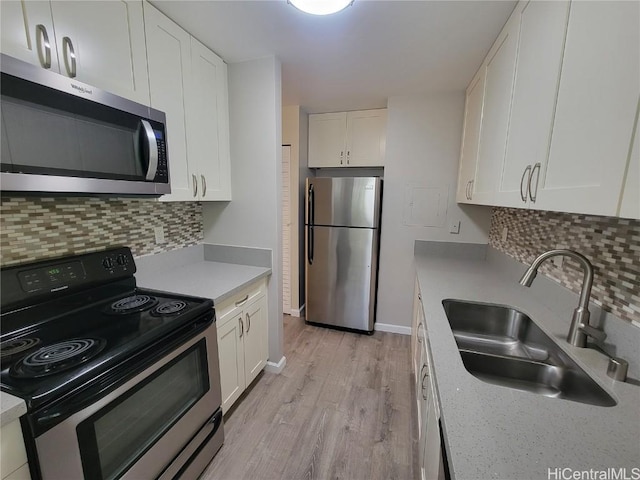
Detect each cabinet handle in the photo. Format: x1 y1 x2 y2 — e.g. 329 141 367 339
35 25 51 69
239 317 244 338
469 179 474 200
347 151 350 165
235 294 249 307
340 151 344 165
421 370 429 400
192 174 198 197
62 36 76 78
466 180 472 200
417 322 424 343
201 175 207 197
528 163 541 203
520 165 532 202
246 312 251 333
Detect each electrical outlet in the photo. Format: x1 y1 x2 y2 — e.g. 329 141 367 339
154 226 165 244
449 221 461 234
501 226 508 242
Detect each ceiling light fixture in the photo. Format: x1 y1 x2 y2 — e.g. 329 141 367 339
288 0 354 16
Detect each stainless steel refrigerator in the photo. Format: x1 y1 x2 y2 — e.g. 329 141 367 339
305 177 382 333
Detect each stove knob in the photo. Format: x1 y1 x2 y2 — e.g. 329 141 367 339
102 257 114 269
116 254 128 266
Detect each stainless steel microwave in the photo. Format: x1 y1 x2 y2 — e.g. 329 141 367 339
0 54 170 196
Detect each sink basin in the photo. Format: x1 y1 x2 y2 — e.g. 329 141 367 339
442 299 616 407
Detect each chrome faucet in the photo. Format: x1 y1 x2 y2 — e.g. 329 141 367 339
519 249 606 348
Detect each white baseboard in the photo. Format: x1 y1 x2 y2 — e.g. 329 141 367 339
374 323 411 336
264 356 287 374
290 304 305 318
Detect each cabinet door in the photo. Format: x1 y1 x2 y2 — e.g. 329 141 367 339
536 1 640 216
345 109 387 167
456 68 486 203
0 420 28 479
217 308 246 413
243 294 268 386
472 12 520 204
49 0 150 105
144 3 194 202
0 0 59 72
187 38 232 201
308 112 347 167
423 373 442 480
411 278 421 379
619 102 639 220
496 0 570 208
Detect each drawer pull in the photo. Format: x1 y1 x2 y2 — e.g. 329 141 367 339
235 294 249 307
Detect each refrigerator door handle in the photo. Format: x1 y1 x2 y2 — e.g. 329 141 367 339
307 183 314 265
308 226 314 265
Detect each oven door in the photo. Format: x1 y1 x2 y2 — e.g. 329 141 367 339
33 323 222 480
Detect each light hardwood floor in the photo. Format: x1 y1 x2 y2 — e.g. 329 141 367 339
201 315 416 480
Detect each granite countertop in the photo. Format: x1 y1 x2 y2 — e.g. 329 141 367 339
1 391 27 427
415 249 640 480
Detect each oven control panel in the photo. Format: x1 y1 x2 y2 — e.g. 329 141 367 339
18 261 87 293
2 247 137 308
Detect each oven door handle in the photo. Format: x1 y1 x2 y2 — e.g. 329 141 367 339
156 409 223 480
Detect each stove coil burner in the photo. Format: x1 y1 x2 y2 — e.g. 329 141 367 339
108 295 158 314
151 300 188 316
10 338 106 378
0 338 41 360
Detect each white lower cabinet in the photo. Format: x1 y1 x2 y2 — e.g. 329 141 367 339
1 420 30 480
216 279 268 413
412 277 445 480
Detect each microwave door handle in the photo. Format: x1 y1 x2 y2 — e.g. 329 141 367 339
140 120 159 181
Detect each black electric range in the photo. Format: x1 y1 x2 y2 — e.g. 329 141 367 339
0 247 214 412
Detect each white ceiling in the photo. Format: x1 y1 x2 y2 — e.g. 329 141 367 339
150 0 516 113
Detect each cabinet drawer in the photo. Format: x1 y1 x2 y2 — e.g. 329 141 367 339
215 279 267 325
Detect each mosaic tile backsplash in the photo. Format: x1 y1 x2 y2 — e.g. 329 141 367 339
489 207 640 324
0 197 203 266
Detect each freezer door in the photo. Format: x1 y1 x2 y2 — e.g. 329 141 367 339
305 225 378 332
306 177 381 228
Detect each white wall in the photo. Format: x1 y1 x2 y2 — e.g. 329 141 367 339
203 56 284 362
376 93 492 329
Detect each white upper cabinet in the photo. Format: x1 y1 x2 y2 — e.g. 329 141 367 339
345 110 387 167
619 102 639 220
144 2 193 201
308 109 387 167
0 0 150 105
457 0 639 219
144 2 232 202
187 37 232 201
472 11 520 205
534 1 640 216
49 1 150 105
456 68 486 204
0 1 59 72
308 112 349 167
495 0 570 208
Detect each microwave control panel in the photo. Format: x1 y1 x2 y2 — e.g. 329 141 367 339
154 129 168 183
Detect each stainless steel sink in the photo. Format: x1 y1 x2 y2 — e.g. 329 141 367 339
442 299 616 407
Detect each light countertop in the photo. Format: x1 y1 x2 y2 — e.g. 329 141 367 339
135 261 270 305
1 391 26 427
134 246 271 306
415 249 640 480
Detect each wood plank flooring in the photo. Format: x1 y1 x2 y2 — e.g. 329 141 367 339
201 315 416 480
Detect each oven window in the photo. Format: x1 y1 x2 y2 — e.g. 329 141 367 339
77 340 210 480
